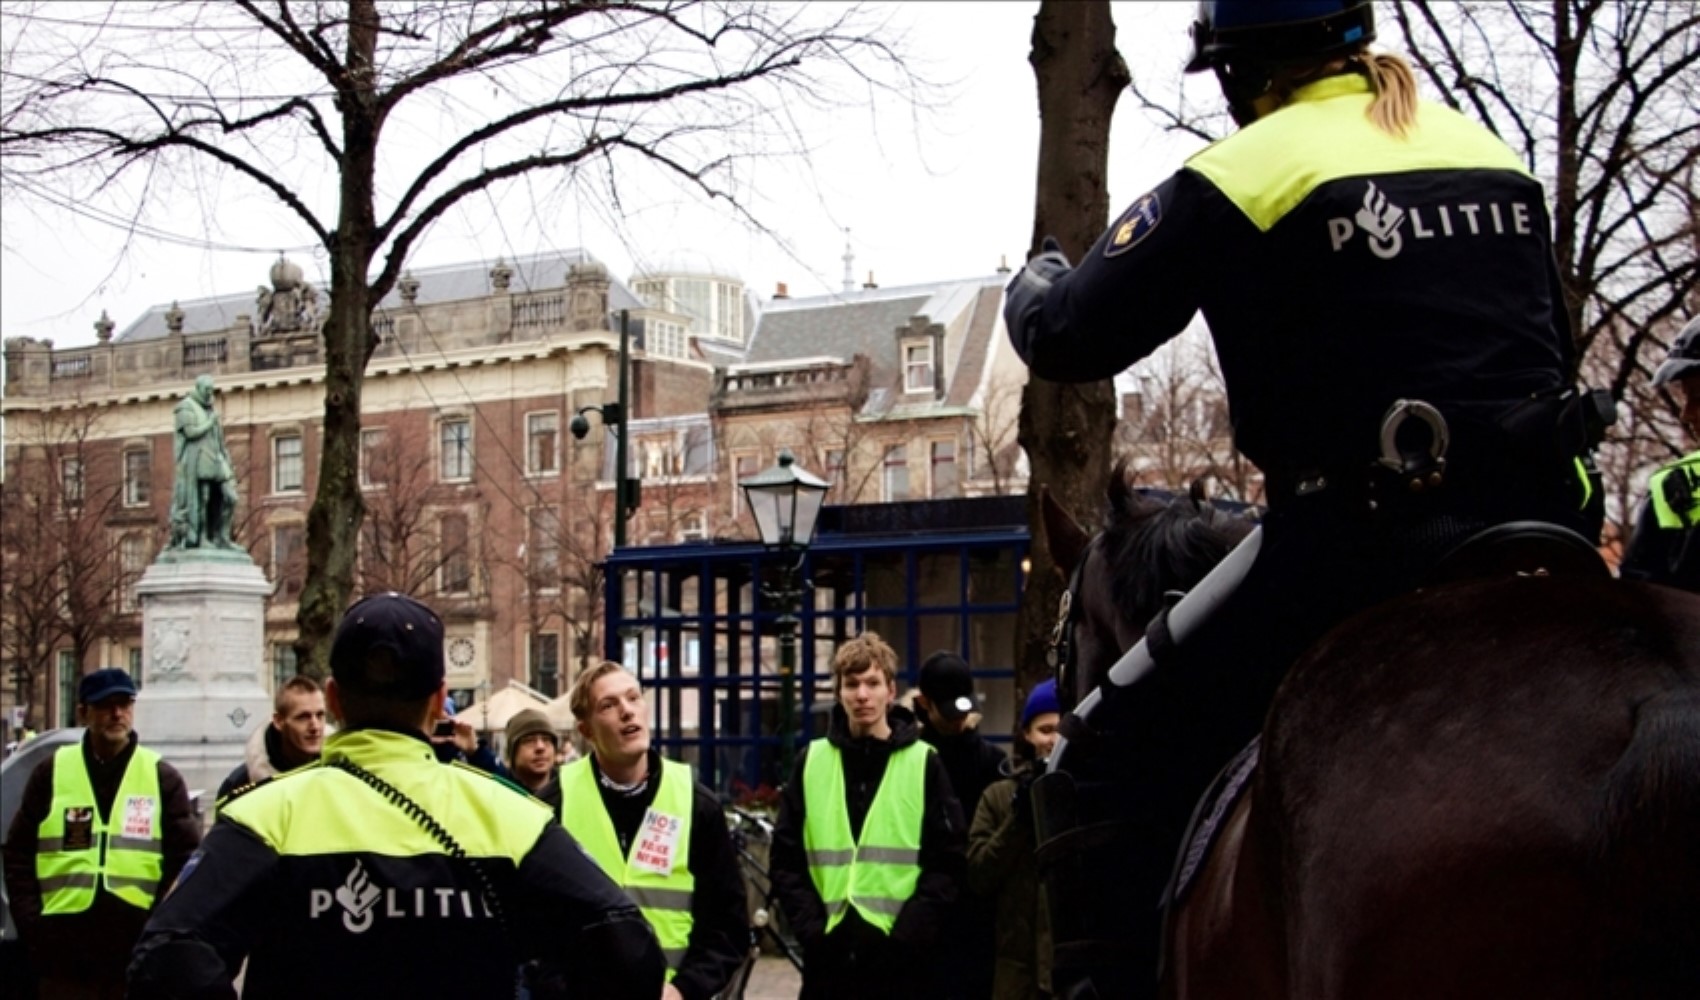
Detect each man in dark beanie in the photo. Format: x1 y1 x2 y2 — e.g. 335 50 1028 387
129 592 664 999
504 707 564 818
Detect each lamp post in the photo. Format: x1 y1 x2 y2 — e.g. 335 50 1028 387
740 449 830 780
571 310 641 666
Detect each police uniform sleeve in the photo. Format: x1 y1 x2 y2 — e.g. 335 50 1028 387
1619 492 1674 584
769 744 829 948
670 782 752 1000
509 823 667 1000
1006 171 1213 383
128 819 283 999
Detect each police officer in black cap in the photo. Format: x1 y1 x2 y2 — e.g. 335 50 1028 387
129 592 666 999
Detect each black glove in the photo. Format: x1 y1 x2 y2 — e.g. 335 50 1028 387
1003 237 1074 361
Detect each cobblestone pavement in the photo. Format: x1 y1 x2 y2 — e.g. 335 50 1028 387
741 954 803 999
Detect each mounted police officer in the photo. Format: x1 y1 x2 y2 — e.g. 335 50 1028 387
128 593 666 999
1003 1 1607 995
1620 316 1700 591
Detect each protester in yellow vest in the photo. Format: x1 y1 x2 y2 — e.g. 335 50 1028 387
1 668 199 1000
562 661 750 1000
771 632 966 1000
127 593 666 999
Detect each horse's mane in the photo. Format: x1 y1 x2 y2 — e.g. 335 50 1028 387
1099 466 1256 627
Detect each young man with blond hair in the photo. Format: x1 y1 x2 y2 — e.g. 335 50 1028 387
216 674 328 801
562 661 749 1000
771 633 965 1000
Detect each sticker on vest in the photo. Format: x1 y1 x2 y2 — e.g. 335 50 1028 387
122 795 155 838
1104 190 1162 257
631 808 683 876
63 807 95 851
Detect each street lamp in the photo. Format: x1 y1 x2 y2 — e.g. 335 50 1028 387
740 449 830 780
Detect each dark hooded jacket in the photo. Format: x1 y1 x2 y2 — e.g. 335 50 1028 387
771 704 966 1000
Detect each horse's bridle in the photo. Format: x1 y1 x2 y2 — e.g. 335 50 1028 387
1047 549 1089 704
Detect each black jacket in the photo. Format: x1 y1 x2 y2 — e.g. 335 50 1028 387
0 732 201 981
1008 73 1579 506
575 751 750 1000
127 727 664 1000
918 718 1007 823
771 704 966 1000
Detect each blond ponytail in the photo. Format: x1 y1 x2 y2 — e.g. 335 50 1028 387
1353 52 1419 137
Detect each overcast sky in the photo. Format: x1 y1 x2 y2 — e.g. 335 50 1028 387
0 2 1213 350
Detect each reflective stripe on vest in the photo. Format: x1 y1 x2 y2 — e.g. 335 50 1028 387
1649 453 1700 530
560 757 696 976
35 743 165 914
801 738 929 935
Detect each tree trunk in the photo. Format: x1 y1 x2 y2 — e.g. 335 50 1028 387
1015 1 1127 706
294 0 382 678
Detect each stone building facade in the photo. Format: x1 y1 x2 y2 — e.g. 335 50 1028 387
1 249 1025 734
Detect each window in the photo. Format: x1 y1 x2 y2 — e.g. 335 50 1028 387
272 524 306 598
526 412 559 475
529 506 561 588
931 439 959 499
680 512 707 542
128 647 144 689
272 643 298 692
440 419 473 481
734 453 761 512
717 282 744 343
648 320 686 359
124 448 151 507
904 341 934 393
58 651 78 728
360 428 389 489
674 278 712 330
439 513 471 594
530 632 561 697
883 444 910 501
61 457 84 508
273 434 304 493
825 449 846 497
119 533 149 613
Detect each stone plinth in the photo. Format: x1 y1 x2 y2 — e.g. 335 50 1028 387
135 555 275 796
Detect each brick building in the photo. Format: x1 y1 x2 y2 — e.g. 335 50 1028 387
1 249 1025 734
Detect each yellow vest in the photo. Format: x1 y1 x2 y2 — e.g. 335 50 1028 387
560 757 696 976
801 738 929 935
35 743 165 914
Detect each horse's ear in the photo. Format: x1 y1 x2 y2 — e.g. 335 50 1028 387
1188 478 1208 506
1041 486 1091 576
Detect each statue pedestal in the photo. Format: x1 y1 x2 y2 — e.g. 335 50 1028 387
135 554 275 797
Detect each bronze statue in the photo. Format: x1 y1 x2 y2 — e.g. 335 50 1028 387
169 374 239 550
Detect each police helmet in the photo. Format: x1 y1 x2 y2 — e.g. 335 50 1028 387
1186 0 1376 73
1651 315 1700 387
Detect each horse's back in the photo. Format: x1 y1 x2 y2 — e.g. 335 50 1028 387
1261 576 1700 999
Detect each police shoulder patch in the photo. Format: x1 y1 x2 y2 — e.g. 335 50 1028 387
1105 190 1162 257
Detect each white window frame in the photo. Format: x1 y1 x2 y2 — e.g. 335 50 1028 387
528 505 562 592
679 511 707 542
528 631 562 694
526 411 560 476
732 451 762 513
903 340 934 394
883 443 910 502
438 511 473 595
123 447 152 508
272 433 305 494
359 427 389 490
439 417 473 482
119 533 148 613
271 523 306 598
930 438 959 499
61 456 85 508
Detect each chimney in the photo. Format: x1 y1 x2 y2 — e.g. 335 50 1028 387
863 271 877 290
774 282 790 300
996 254 1011 275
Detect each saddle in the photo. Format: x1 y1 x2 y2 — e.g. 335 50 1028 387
1422 519 1608 586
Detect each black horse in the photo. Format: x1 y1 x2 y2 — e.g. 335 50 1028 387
1040 470 1700 999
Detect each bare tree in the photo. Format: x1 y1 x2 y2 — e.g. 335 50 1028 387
1 0 923 673
1116 331 1259 502
0 407 129 724
969 371 1025 496
1015 1 1127 693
